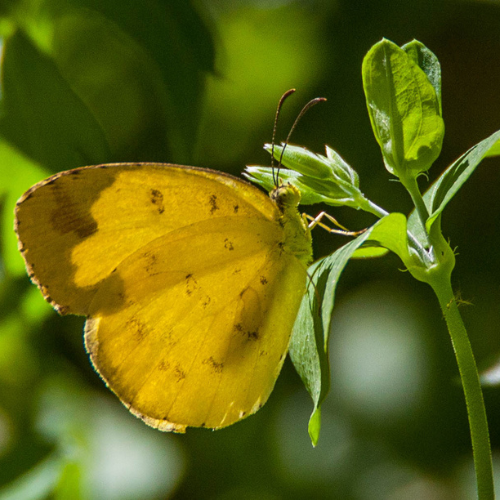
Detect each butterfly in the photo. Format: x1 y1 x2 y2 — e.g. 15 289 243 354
13 89 348 432
14 156 316 433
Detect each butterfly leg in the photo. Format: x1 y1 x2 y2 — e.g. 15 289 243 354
306 212 365 236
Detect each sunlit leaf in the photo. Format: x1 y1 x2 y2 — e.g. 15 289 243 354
426 129 500 229
362 39 444 180
402 40 442 115
407 129 500 239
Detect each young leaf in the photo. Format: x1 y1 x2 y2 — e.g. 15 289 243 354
290 213 410 445
362 39 444 181
407 129 500 237
244 166 330 205
402 40 442 115
426 129 500 229
265 143 334 179
246 144 370 210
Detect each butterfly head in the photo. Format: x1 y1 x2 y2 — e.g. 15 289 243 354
270 182 301 214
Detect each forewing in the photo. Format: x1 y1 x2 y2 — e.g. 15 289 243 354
15 164 276 315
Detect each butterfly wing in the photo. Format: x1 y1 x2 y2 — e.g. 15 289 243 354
15 164 278 313
15 164 308 431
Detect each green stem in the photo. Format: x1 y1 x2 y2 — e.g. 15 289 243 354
358 196 432 265
402 175 431 246
358 197 389 218
431 279 493 500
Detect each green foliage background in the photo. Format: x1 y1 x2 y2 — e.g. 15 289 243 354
1 0 500 498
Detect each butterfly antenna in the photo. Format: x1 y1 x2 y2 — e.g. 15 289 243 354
276 96 327 182
272 89 296 186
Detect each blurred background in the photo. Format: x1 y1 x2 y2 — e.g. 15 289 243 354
1 0 500 498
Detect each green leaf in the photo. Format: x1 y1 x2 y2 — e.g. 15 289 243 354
68 0 215 162
402 40 442 115
243 166 328 205
362 39 444 180
267 143 360 189
408 129 500 239
325 145 360 186
0 30 112 171
246 143 369 210
265 143 334 179
307 407 321 447
290 213 410 445
426 129 500 229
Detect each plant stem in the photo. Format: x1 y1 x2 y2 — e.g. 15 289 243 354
431 279 493 500
358 197 389 218
402 175 430 245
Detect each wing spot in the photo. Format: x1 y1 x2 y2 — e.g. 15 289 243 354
185 274 198 296
144 251 159 275
209 194 219 214
280 353 284 361
233 204 239 213
260 276 268 285
224 238 234 251
158 360 170 371
202 296 211 308
233 268 241 274
126 317 148 341
162 327 174 342
243 328 259 341
202 356 224 373
260 350 268 357
174 364 186 382
150 189 165 214
234 323 243 332
239 410 247 418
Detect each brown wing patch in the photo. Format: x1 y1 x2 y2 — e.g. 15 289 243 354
209 194 219 214
202 357 224 373
150 189 165 214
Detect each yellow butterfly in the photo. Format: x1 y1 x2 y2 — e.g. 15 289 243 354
15 161 313 432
